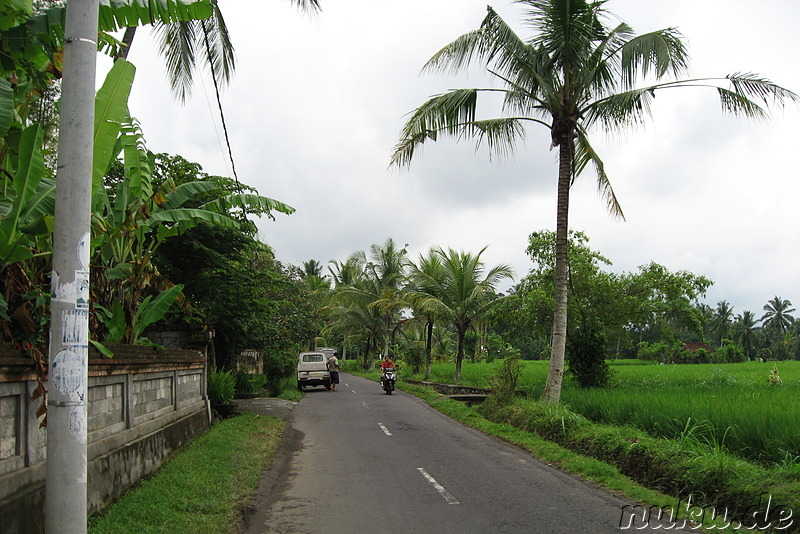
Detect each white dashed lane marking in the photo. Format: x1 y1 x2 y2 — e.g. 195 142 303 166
417 467 460 505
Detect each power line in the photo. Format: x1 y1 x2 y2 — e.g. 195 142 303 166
201 19 239 187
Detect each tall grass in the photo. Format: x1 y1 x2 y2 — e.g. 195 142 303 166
562 384 799 465
404 359 800 467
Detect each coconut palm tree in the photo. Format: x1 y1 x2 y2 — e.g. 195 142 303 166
391 0 798 401
328 256 362 287
302 259 325 278
427 247 512 382
330 238 409 366
761 296 796 335
407 249 448 379
732 310 759 360
713 300 735 347
362 238 409 359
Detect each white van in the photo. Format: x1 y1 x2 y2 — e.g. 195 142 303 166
297 351 331 390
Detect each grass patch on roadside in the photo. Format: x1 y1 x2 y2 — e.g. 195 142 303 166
275 379 303 402
88 413 284 534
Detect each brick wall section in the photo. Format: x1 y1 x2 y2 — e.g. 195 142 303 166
88 380 125 434
0 343 209 534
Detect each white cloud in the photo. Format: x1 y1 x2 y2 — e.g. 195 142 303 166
110 0 800 317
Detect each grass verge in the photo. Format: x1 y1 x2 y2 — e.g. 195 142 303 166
88 412 284 534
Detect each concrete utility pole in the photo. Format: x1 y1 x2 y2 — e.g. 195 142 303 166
45 0 98 532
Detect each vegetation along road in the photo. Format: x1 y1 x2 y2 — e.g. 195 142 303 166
243 373 690 533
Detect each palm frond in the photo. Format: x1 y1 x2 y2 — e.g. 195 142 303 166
575 21 640 101
583 86 656 132
152 1 235 103
204 1 236 87
390 89 478 167
153 20 198 102
717 87 768 121
574 127 624 220
482 8 561 110
523 0 604 74
469 118 527 161
724 72 800 115
285 0 322 13
619 28 689 89
422 29 486 75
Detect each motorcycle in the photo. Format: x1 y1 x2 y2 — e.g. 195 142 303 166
381 367 396 395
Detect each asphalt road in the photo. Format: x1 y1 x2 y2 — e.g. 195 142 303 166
242 373 690 534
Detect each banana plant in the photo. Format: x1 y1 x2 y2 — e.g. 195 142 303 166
94 283 184 345
1 0 298 351
88 58 295 347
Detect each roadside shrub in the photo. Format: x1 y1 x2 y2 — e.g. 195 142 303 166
716 340 746 363
208 370 235 405
566 318 611 388
263 352 295 396
488 353 522 404
234 370 267 396
637 341 680 363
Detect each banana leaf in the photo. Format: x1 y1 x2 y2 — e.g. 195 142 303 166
0 124 44 264
133 284 184 340
160 181 218 210
201 193 296 219
0 78 13 137
93 58 136 205
146 207 239 229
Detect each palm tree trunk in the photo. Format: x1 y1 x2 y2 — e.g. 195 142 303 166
383 313 391 358
542 138 573 402
114 26 137 61
454 328 465 382
425 319 433 380
363 337 372 370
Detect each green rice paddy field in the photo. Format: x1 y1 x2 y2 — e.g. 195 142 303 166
404 359 800 467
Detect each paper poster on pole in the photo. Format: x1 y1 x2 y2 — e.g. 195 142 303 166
75 270 89 310
61 309 88 346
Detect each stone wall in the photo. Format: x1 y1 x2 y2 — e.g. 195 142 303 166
0 344 209 534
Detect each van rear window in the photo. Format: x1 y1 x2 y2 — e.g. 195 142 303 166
302 354 324 363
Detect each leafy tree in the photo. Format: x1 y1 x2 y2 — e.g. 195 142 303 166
157 225 315 369
484 290 549 360
566 314 610 388
519 230 711 361
89 70 294 344
391 0 797 402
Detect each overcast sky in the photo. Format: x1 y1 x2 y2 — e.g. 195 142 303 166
105 0 800 317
